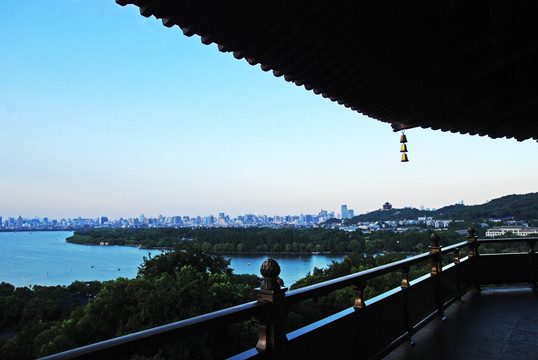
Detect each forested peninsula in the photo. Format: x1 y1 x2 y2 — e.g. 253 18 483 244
66 227 467 254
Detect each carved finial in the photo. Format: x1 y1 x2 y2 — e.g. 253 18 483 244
260 258 281 290
430 233 440 248
467 227 476 240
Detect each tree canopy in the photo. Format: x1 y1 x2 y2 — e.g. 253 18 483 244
0 245 260 359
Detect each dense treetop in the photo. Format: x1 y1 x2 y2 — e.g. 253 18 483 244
0 244 261 359
67 226 470 255
67 227 365 253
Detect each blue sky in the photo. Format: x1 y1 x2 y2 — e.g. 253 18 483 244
1 0 536 219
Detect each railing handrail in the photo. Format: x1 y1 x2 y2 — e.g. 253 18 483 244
40 300 268 360
284 235 522 304
40 234 537 359
286 251 434 304
440 240 469 253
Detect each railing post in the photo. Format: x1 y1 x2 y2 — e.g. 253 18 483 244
352 279 368 356
467 227 481 291
429 233 441 276
253 258 288 358
467 227 479 258
399 266 414 345
352 280 367 311
429 233 445 320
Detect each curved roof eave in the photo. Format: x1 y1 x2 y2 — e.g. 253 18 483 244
117 0 538 142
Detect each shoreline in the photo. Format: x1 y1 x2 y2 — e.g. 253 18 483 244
66 240 350 255
65 240 418 257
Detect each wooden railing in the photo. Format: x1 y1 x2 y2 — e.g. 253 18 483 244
41 229 537 360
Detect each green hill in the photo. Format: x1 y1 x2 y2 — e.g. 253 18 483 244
350 208 434 223
349 192 538 223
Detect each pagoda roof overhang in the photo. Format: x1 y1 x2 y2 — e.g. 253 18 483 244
116 0 538 142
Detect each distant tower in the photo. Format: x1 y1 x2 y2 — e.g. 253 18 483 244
383 202 392 210
341 205 348 219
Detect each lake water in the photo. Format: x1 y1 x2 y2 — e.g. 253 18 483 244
222 253 346 287
0 231 346 288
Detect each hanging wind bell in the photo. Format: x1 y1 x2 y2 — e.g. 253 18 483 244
400 131 409 162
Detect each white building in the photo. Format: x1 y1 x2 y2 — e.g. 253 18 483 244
485 226 538 237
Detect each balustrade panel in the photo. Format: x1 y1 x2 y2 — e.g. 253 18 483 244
407 275 437 327
478 253 536 284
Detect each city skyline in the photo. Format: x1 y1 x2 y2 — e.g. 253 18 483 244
0 195 516 223
0 202 451 231
1 1 537 219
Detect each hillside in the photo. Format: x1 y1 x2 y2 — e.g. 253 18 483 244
350 192 538 223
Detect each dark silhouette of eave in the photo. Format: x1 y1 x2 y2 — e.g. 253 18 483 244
116 0 538 142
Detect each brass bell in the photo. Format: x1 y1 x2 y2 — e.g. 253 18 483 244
401 153 409 162
400 134 407 143
400 144 408 152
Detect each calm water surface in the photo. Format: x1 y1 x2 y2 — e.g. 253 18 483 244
0 231 346 288
0 231 160 287
225 253 346 288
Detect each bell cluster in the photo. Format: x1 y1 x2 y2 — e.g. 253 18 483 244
400 132 408 162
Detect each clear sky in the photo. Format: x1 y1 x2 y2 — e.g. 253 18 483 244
1 0 536 220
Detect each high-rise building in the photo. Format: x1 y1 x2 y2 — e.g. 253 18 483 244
341 205 348 219
348 210 354 218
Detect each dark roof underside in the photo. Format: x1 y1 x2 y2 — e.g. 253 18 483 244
117 0 538 141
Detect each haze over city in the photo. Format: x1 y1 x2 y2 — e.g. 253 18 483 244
1 0 537 219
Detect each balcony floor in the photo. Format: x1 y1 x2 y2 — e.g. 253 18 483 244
385 286 538 360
